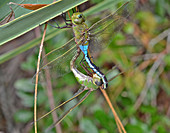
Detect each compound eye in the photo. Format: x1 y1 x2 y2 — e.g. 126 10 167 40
94 79 103 86
93 74 103 87
78 14 82 18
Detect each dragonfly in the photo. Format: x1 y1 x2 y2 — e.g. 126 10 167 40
31 1 136 131
37 0 135 89
34 48 123 132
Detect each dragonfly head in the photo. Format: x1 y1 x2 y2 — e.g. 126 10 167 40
92 74 102 87
72 12 85 25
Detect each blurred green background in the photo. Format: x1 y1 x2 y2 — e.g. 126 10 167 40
0 0 170 133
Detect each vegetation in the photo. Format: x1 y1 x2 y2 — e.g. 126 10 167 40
0 0 169 133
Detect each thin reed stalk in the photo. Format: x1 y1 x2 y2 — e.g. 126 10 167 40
34 24 47 133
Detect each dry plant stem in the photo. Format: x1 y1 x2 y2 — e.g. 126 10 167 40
43 49 62 133
134 31 168 110
67 11 71 20
149 28 170 48
167 31 170 53
134 53 164 110
100 87 126 133
34 24 47 133
76 6 79 12
117 121 122 133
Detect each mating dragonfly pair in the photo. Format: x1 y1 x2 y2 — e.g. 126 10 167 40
34 0 136 131
37 0 135 90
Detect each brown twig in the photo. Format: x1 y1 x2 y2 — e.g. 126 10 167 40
0 6 15 25
100 88 126 133
67 11 71 20
34 24 47 133
134 53 165 110
42 49 62 133
133 29 169 110
149 28 170 48
166 30 170 53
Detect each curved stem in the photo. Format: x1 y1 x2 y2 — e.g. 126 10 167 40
100 87 126 133
34 24 47 133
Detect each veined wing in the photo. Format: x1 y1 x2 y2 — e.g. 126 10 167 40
36 37 82 80
88 0 136 55
37 67 123 132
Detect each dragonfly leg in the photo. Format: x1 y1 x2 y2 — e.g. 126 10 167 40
80 54 85 64
47 21 60 28
80 63 97 70
79 55 95 76
79 56 97 72
89 55 94 60
81 58 86 63
61 12 72 24
79 61 93 77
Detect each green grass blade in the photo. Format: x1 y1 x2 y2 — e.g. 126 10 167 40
0 29 65 64
0 0 130 64
0 0 88 46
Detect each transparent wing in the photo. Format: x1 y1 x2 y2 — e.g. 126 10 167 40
38 67 124 132
88 0 136 55
34 38 83 82
45 89 91 133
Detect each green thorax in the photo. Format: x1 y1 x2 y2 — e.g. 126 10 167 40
72 12 89 45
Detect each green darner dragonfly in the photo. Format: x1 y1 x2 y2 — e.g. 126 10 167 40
32 1 136 131
35 48 123 132
37 0 135 89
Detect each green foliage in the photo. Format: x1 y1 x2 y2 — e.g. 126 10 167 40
124 23 134 34
94 110 116 132
126 124 144 133
20 55 37 71
80 118 98 133
14 110 33 123
15 78 34 92
136 11 156 33
0 0 169 133
125 69 145 95
0 0 88 45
